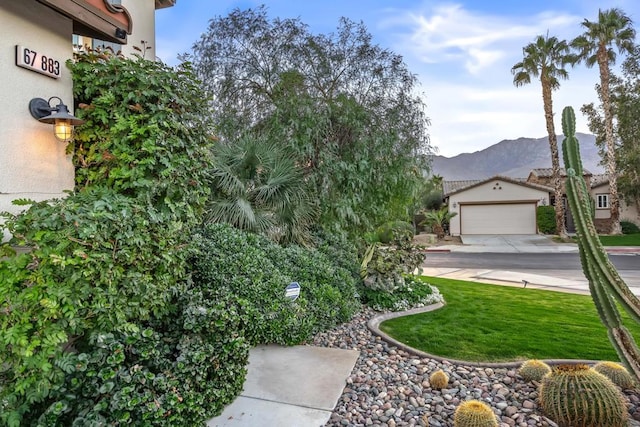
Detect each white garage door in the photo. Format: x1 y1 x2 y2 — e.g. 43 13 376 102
461 203 536 234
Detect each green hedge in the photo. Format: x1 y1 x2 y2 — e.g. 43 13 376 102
537 205 557 234
621 220 640 235
190 223 361 345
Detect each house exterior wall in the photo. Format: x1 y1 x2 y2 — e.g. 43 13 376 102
120 0 156 59
591 182 640 224
0 1 75 239
448 180 549 236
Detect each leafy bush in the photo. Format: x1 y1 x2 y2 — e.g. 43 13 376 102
190 223 361 345
29 289 248 426
422 190 444 211
375 220 415 244
537 205 556 234
361 242 424 291
621 220 640 235
360 276 443 311
0 51 222 426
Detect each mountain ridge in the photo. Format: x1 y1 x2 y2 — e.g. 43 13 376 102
431 133 603 181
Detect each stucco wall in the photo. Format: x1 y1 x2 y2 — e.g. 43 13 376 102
120 0 157 59
448 179 550 236
0 2 75 239
591 183 640 223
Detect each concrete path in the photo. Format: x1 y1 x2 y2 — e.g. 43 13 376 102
429 234 579 253
426 234 640 255
420 267 640 296
207 345 360 427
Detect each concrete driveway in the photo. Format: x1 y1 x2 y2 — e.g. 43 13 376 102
456 234 578 253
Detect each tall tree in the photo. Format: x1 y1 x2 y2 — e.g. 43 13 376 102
572 8 636 234
512 33 576 239
582 45 640 213
187 6 432 236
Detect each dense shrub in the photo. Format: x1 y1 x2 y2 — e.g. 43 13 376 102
422 190 444 211
360 276 443 311
537 205 557 234
29 289 248 426
0 51 222 426
190 223 361 345
375 220 415 244
622 220 640 235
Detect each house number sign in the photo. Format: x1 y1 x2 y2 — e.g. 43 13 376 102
15 45 61 79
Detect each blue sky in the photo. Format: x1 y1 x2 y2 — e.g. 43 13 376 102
155 1 640 157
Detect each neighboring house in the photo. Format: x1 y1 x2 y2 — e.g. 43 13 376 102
444 177 551 236
443 168 640 235
0 0 175 240
590 174 640 230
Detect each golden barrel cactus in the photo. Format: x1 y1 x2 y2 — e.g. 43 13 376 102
429 369 449 389
453 400 498 427
594 361 636 390
518 359 551 382
539 364 627 427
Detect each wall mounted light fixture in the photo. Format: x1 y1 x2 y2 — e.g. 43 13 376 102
29 97 85 142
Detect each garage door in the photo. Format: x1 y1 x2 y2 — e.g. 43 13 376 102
461 203 536 234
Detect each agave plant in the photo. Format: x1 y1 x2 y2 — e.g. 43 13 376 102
206 134 317 245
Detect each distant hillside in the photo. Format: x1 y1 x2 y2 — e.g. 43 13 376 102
431 133 603 180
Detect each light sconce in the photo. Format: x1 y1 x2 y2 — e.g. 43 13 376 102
452 202 457 208
29 97 84 142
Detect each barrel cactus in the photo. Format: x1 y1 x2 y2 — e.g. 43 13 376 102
518 359 551 382
594 361 636 389
429 369 449 389
453 400 498 427
538 364 627 427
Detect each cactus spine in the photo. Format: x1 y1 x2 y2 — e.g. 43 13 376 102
594 361 636 389
429 369 449 389
453 400 499 427
561 106 640 381
538 364 627 427
518 359 551 382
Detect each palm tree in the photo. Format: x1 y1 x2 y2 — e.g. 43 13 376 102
572 8 636 235
206 135 318 245
512 33 575 239
421 206 457 239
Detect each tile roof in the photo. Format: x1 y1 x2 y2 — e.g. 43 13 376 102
530 168 592 177
590 173 609 188
443 175 553 196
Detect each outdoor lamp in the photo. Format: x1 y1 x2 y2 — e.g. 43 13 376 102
29 97 84 142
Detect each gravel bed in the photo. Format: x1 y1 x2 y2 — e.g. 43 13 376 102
313 306 640 427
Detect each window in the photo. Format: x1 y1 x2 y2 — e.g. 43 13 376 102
596 194 609 209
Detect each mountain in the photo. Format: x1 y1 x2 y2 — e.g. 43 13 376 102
431 133 603 180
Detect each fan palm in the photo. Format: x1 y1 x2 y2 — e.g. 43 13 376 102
572 8 636 235
421 206 457 239
206 135 317 245
512 33 576 239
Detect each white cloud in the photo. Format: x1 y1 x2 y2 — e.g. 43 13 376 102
384 3 581 74
378 2 601 157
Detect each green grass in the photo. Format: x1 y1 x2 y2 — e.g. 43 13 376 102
599 233 640 246
379 277 640 363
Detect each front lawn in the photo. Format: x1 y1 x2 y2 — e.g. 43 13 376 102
379 276 640 363
599 233 640 246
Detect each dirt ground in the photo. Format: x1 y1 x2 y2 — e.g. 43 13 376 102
412 233 462 247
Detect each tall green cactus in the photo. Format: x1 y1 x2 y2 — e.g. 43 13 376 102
562 106 640 381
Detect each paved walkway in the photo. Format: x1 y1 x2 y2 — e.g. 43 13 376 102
207 345 359 427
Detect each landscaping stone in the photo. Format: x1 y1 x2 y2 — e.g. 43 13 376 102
313 307 640 427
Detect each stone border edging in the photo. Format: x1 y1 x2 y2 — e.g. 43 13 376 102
367 303 599 368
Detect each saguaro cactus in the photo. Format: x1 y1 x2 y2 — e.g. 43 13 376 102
562 105 640 381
